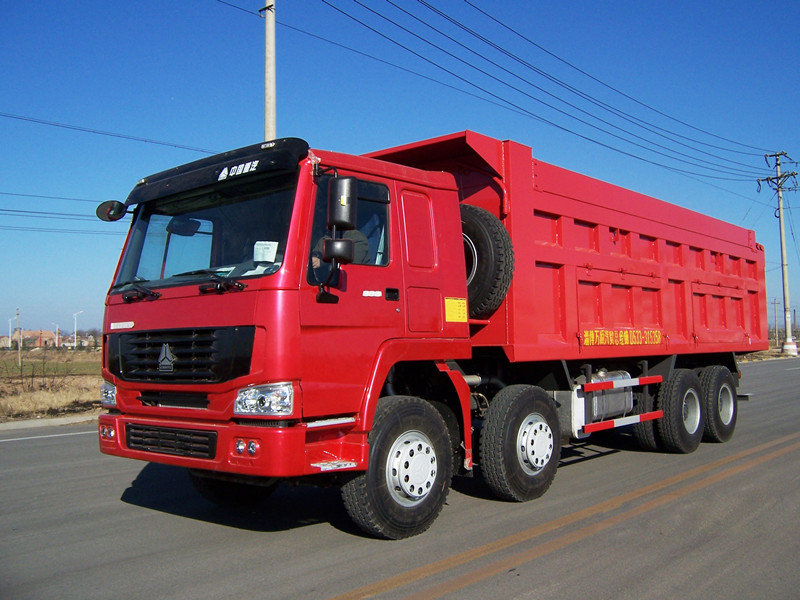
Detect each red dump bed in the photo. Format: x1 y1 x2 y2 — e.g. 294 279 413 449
369 131 769 362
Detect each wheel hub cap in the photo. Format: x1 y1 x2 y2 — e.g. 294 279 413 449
387 431 438 507
682 389 701 434
517 413 554 476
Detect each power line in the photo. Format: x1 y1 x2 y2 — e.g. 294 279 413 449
0 225 126 236
212 0 534 119
386 0 764 179
324 0 759 181
215 3 770 211
417 0 768 172
4 2 773 210
0 112 217 154
785 198 800 267
277 21 529 119
215 0 771 184
0 208 98 221
460 0 770 156
0 191 100 204
214 0 260 17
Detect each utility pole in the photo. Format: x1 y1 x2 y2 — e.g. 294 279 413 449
759 152 798 356
262 2 276 141
16 308 21 368
73 310 83 351
771 298 780 347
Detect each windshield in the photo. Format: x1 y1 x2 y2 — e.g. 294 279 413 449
113 171 297 290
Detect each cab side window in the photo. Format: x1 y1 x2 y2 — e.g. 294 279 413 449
308 177 390 284
356 180 390 267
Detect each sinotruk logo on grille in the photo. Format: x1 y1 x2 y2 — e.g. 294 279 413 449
158 343 175 373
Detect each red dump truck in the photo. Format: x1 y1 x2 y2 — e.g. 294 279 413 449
96 131 767 538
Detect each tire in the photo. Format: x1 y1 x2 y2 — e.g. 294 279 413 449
631 388 661 451
479 385 560 501
700 366 737 443
341 396 453 539
656 369 705 454
460 204 514 319
188 470 277 506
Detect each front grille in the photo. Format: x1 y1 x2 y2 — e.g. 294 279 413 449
138 391 209 409
107 326 254 383
126 424 217 459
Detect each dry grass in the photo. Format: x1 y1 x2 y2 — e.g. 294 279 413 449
0 350 103 421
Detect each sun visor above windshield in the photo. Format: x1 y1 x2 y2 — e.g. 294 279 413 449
125 137 309 205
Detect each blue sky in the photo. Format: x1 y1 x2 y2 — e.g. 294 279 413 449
1 0 799 335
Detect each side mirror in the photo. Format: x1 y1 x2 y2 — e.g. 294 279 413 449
322 237 354 265
96 200 127 222
328 177 357 230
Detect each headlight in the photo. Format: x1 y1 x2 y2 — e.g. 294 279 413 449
234 382 293 416
101 382 117 408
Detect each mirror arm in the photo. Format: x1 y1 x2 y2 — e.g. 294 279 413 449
316 256 341 303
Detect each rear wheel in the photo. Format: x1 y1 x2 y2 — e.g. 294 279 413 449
480 385 560 501
341 396 453 539
631 388 661 451
656 369 704 454
700 366 737 443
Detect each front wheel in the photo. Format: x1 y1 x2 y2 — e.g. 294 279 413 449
341 396 453 539
480 385 560 501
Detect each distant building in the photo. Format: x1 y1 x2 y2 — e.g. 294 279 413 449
7 329 61 348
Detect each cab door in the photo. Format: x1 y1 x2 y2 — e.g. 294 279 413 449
298 175 404 418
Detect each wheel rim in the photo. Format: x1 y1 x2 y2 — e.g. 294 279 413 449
463 233 478 287
682 388 701 434
718 383 735 426
386 430 438 507
516 413 554 476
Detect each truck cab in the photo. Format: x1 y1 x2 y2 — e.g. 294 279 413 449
98 137 471 493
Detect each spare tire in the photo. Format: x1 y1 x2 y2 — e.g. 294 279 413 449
460 204 514 318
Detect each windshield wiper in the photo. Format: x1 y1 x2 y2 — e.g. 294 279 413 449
198 274 246 293
172 268 229 278
172 268 246 293
117 281 161 303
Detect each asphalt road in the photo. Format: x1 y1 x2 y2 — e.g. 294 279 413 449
1 359 799 600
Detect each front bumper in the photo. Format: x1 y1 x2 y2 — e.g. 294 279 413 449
97 413 368 478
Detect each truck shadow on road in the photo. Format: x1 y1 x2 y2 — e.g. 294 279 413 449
120 431 641 534
120 463 363 535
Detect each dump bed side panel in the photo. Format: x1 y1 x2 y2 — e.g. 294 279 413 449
503 158 767 362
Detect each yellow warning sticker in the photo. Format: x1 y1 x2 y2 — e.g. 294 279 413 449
445 297 468 323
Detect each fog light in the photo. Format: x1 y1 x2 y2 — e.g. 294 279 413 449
247 441 258 456
235 439 246 454
99 425 116 440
